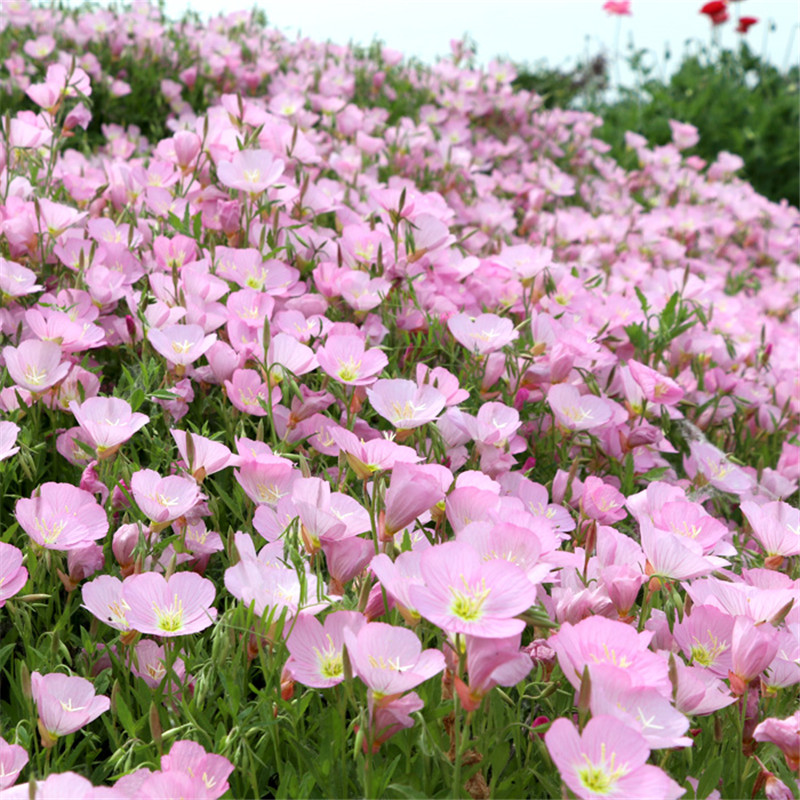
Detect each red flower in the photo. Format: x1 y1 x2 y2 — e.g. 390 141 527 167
737 16 759 33
700 1 729 25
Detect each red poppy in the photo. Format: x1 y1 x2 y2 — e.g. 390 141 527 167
700 1 729 25
736 16 759 33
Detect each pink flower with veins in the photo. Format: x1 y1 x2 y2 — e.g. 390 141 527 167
16 482 108 551
0 257 42 297
367 692 425 753
285 610 366 688
265 332 317 382
160 740 234 800
343 621 445 700
123 571 217 636
224 369 275 416
684 440 754 495
36 198 87 239
171 429 237 482
0 735 28 790
370 550 428 625
447 312 519 355
382 462 450 538
627 359 684 405
454 633 533 711
31 671 109 747
581 477 627 524
0 542 27 608
234 457 297 506
147 323 216 371
130 469 203 525
753 711 800 772
2 340 71 394
545 716 685 800
316 334 388 386
0 421 21 461
673 604 735 678
339 271 392 312
131 639 187 691
367 378 446 429
729 615 780 692
217 149 284 194
588 664 693 749
69 396 148 459
741 500 800 558
547 384 614 432
416 364 469 406
640 518 727 581
410 540 539 638
551 616 671 694
82 575 131 631
328 426 421 479
1 772 103 800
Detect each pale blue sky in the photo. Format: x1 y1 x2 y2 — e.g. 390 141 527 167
89 0 800 83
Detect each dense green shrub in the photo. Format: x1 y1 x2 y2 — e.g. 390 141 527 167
514 43 799 205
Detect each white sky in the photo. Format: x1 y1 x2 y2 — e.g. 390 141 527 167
91 0 800 84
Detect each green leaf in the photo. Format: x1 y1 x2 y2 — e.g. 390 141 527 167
696 755 724 799
115 693 137 738
660 291 679 333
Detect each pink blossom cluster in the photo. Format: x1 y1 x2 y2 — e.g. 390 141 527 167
0 1 797 797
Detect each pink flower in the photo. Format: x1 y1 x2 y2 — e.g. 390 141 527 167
366 378 446 429
217 149 284 194
131 639 187 692
547 384 614 432
224 369 273 416
640 519 726 581
31 671 110 746
603 1 631 14
410 541 538 638
328 426 421 478
551 616 671 694
82 575 131 631
729 614 779 691
753 711 800 771
454 634 533 711
69 396 148 458
382 462 449 537
2 340 71 393
589 665 693 749
582 477 627 524
316 334 388 386
673 604 735 678
344 621 445 699
544 716 685 800
741 501 800 558
370 550 427 625
171 429 237 482
1 772 108 800
0 735 28 789
122 571 217 636
160 740 234 800
447 312 519 355
684 441 753 495
366 692 425 752
0 257 42 297
627 360 684 405
285 610 366 688
130 469 203 525
16 482 108 550
147 324 216 373
0 542 27 608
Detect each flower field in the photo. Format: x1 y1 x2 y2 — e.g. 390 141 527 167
0 2 798 798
